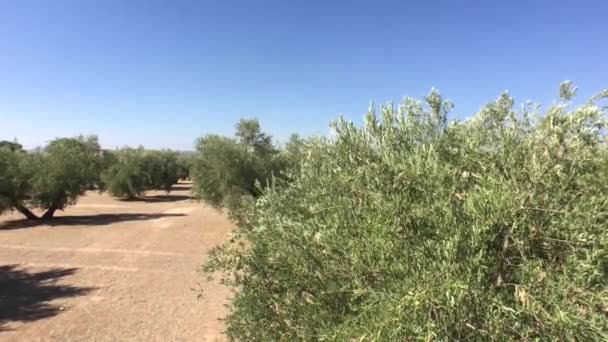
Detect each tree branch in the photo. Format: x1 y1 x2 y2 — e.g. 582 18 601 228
14 203 38 220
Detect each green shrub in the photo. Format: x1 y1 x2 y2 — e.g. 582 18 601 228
204 83 608 340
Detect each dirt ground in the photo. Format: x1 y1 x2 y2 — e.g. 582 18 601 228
0 182 233 341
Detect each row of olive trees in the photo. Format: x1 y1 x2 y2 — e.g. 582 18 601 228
200 83 608 340
0 138 193 219
101 148 187 199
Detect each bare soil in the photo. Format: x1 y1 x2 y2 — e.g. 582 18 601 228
0 182 232 341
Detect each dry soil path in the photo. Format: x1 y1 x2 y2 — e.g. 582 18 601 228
0 183 232 341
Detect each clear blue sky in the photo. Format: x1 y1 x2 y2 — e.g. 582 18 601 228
1 0 607 150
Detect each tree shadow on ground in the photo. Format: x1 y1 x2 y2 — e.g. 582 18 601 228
0 265 94 332
0 213 186 230
171 184 192 191
121 194 192 203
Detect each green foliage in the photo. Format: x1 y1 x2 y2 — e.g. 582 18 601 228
235 118 273 150
102 148 147 199
35 136 101 203
141 150 180 192
102 148 181 199
0 145 32 214
0 140 24 152
204 85 608 340
192 119 286 212
282 133 308 176
176 154 195 180
0 136 101 219
32 136 102 217
97 150 118 191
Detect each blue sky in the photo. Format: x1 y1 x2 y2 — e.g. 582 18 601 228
1 0 606 150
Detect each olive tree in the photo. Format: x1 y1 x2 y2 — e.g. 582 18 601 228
102 148 181 199
102 148 147 199
142 150 180 192
0 136 102 219
176 154 194 181
203 84 608 340
31 136 102 218
192 119 286 212
281 133 309 178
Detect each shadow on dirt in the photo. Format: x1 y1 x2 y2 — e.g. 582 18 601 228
0 265 94 332
0 213 186 230
122 194 192 203
171 184 192 191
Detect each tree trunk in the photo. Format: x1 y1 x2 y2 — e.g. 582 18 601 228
42 205 58 219
14 203 38 220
